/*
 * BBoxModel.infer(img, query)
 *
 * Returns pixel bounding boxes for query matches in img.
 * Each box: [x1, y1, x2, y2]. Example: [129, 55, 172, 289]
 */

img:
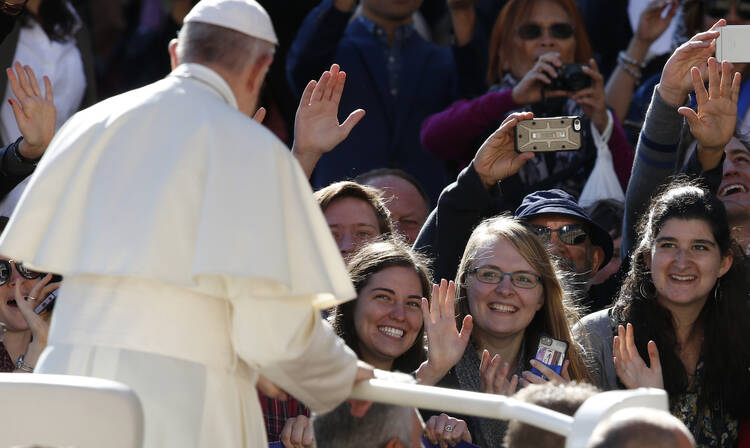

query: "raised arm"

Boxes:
[414, 112, 535, 281]
[605, 0, 678, 122]
[622, 21, 723, 258]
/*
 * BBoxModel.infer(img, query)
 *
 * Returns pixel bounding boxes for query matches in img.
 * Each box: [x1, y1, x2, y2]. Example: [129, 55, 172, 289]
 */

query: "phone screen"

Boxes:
[530, 334, 568, 379]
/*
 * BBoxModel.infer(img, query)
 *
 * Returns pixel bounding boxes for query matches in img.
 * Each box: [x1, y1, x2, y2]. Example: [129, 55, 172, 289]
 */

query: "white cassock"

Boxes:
[0, 63, 359, 447]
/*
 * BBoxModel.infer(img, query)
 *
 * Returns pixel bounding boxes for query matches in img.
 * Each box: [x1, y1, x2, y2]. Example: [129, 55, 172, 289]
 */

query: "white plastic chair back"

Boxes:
[0, 373, 143, 448]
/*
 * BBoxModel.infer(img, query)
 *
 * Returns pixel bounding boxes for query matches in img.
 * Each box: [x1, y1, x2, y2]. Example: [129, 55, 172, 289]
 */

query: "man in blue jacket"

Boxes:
[287, 0, 458, 203]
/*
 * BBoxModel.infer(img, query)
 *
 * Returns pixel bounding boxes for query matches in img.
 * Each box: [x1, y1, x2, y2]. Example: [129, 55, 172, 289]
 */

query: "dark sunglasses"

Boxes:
[517, 23, 575, 40]
[705, 0, 750, 20]
[529, 224, 588, 246]
[0, 260, 46, 287]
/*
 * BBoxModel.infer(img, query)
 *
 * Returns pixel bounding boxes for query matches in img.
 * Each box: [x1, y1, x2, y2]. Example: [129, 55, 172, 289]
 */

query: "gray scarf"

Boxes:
[454, 340, 525, 448]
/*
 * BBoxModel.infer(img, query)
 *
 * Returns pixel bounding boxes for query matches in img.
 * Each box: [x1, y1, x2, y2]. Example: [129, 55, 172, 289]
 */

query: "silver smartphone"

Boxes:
[514, 116, 583, 152]
[716, 25, 750, 63]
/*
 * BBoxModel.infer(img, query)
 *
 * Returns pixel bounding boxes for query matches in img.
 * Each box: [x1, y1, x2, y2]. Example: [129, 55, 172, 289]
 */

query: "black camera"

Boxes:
[547, 64, 592, 92]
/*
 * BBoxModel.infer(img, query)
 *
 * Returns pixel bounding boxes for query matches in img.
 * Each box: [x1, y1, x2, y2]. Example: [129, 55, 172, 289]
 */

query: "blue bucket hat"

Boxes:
[514, 189, 614, 269]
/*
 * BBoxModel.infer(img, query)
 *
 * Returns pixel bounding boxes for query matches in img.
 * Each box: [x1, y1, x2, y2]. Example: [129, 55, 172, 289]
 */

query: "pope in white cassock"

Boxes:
[0, 0, 374, 446]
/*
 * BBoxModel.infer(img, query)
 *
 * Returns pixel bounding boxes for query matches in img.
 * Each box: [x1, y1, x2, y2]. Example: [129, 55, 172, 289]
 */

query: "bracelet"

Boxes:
[617, 59, 642, 81]
[0, 0, 28, 16]
[618, 51, 646, 69]
[15, 354, 34, 373]
[11, 137, 40, 166]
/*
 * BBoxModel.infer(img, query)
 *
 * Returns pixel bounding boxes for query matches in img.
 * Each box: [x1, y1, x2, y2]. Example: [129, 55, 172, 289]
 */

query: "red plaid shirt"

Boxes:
[259, 392, 310, 442]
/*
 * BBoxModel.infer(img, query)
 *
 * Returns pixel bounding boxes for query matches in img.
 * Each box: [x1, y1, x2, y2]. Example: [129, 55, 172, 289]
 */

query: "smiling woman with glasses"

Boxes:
[415, 214, 591, 447]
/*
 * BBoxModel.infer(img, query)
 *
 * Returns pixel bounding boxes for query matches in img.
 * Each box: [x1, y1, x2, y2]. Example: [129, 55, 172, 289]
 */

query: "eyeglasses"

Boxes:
[529, 224, 588, 246]
[470, 267, 542, 289]
[0, 260, 45, 287]
[705, 0, 750, 20]
[517, 23, 575, 40]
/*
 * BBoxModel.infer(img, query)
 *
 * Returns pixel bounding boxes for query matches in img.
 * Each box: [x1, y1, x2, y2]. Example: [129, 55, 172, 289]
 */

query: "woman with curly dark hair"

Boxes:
[579, 179, 750, 447]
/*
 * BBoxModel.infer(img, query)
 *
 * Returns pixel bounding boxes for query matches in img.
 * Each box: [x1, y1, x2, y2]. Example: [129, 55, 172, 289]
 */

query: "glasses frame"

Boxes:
[529, 224, 588, 246]
[517, 23, 575, 40]
[0, 260, 45, 287]
[469, 266, 542, 289]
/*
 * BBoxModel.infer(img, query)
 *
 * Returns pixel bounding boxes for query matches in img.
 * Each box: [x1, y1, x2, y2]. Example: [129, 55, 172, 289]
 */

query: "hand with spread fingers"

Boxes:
[6, 61, 56, 160]
[471, 111, 535, 189]
[424, 413, 472, 448]
[519, 359, 571, 387]
[613, 323, 664, 389]
[12, 272, 58, 370]
[279, 414, 314, 448]
[416, 279, 473, 386]
[658, 19, 726, 107]
[478, 349, 519, 396]
[678, 57, 741, 169]
[572, 58, 608, 134]
[291, 63, 366, 178]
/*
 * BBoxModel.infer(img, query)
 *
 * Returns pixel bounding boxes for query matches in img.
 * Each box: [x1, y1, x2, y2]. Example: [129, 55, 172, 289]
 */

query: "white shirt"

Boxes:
[0, 19, 85, 143]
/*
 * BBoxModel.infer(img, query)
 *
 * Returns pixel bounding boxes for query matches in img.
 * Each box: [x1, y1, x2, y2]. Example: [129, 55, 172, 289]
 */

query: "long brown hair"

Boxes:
[330, 237, 433, 373]
[454, 215, 590, 381]
[487, 0, 593, 85]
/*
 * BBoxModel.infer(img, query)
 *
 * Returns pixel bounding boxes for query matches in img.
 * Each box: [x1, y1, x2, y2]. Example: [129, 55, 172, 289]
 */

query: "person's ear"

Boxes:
[718, 253, 733, 278]
[245, 53, 273, 96]
[590, 246, 605, 275]
[384, 438, 405, 448]
[168, 38, 179, 71]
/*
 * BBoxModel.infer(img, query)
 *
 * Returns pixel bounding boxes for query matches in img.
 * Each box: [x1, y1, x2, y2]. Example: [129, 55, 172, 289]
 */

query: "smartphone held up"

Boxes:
[514, 116, 583, 152]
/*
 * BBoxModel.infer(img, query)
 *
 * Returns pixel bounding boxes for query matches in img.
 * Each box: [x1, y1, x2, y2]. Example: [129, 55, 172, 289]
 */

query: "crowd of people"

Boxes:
[1, 0, 750, 447]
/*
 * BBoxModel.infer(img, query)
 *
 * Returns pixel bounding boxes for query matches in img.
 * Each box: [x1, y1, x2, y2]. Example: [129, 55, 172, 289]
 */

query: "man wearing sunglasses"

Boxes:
[415, 112, 614, 311]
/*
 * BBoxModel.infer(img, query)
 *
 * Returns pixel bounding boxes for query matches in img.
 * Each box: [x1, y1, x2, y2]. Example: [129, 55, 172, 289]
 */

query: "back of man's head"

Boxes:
[313, 402, 418, 448]
[587, 408, 695, 448]
[504, 382, 600, 448]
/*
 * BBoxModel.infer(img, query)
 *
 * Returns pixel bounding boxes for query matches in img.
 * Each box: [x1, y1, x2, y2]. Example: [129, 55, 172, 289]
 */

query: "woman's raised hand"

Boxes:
[416, 279, 473, 386]
[613, 323, 664, 389]
[7, 62, 56, 160]
[424, 413, 473, 448]
[478, 349, 519, 396]
[635, 0, 678, 45]
[572, 58, 609, 133]
[472, 112, 535, 189]
[520, 359, 571, 387]
[659, 19, 726, 107]
[678, 57, 740, 169]
[511, 52, 568, 105]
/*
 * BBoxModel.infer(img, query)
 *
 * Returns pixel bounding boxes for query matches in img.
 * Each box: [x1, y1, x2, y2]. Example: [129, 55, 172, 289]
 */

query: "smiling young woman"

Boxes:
[579, 179, 750, 447]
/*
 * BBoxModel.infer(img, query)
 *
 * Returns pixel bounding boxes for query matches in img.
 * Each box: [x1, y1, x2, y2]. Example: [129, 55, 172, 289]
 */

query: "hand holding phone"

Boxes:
[530, 334, 568, 379]
[514, 116, 582, 152]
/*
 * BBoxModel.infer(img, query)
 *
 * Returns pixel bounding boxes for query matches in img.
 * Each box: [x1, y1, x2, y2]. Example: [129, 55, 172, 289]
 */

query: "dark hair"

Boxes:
[356, 168, 431, 210]
[612, 178, 750, 419]
[487, 0, 592, 85]
[315, 181, 394, 235]
[454, 215, 590, 381]
[21, 0, 79, 43]
[330, 237, 432, 373]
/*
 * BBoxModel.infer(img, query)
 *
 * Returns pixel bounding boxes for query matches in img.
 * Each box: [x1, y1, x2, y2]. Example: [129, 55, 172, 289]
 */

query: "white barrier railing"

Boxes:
[350, 379, 669, 448]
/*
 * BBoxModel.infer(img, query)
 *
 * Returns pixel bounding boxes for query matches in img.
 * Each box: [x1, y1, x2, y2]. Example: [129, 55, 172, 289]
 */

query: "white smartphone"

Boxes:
[716, 26, 750, 63]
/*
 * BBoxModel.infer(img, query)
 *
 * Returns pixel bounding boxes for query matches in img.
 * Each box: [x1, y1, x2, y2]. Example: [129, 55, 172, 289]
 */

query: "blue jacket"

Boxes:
[287, 0, 459, 203]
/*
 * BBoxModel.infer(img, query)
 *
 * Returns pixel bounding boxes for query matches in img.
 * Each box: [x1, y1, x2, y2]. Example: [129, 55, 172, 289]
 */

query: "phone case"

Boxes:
[530, 334, 569, 378]
[514, 116, 582, 152]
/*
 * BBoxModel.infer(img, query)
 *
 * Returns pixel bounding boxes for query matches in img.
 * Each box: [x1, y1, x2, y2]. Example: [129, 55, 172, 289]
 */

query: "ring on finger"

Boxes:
[444, 425, 453, 432]
[23, 295, 37, 301]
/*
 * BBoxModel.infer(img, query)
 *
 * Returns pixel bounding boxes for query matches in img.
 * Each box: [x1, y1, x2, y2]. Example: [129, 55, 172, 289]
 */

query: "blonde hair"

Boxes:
[455, 214, 590, 381]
